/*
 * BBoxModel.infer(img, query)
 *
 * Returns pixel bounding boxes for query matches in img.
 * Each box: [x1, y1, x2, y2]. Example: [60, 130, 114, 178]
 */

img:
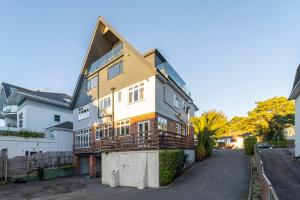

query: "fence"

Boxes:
[0, 151, 73, 180]
[254, 147, 279, 200]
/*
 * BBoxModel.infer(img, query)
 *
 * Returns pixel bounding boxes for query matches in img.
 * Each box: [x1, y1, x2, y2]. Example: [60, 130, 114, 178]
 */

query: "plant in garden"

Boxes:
[195, 144, 206, 161]
[244, 136, 257, 155]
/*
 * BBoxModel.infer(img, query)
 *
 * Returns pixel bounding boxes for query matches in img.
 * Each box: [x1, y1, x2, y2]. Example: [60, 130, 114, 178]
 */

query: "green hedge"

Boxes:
[159, 150, 184, 186]
[268, 140, 294, 148]
[0, 129, 44, 138]
[244, 136, 257, 155]
[44, 166, 75, 180]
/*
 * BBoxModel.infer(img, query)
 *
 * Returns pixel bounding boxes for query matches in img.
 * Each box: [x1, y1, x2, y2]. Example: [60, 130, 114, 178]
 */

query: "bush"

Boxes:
[159, 150, 184, 186]
[268, 140, 294, 148]
[196, 144, 206, 161]
[244, 136, 257, 155]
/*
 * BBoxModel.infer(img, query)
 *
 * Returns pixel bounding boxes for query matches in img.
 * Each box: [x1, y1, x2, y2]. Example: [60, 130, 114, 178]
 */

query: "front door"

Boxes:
[138, 121, 150, 147]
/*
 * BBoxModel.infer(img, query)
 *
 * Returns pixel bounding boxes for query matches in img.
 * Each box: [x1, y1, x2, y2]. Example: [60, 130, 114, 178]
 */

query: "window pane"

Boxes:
[108, 61, 123, 80]
[134, 89, 138, 102]
[129, 91, 133, 103]
[139, 87, 144, 100]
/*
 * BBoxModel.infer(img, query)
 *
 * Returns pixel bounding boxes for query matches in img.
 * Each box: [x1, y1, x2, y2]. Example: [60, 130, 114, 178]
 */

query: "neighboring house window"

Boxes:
[54, 114, 60, 122]
[96, 126, 103, 140]
[128, 83, 144, 103]
[118, 91, 122, 103]
[173, 94, 179, 108]
[157, 116, 167, 131]
[183, 101, 186, 111]
[116, 120, 130, 136]
[176, 123, 181, 135]
[78, 105, 89, 120]
[108, 61, 123, 80]
[99, 96, 111, 110]
[86, 76, 98, 91]
[19, 112, 23, 128]
[182, 126, 187, 136]
[75, 129, 91, 148]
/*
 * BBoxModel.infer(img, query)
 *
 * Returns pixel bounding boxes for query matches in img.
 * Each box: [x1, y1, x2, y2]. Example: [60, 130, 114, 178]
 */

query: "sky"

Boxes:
[0, 0, 300, 119]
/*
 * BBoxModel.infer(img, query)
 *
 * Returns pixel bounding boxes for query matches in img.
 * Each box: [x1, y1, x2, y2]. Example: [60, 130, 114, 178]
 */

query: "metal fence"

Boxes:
[0, 151, 73, 180]
[254, 148, 279, 200]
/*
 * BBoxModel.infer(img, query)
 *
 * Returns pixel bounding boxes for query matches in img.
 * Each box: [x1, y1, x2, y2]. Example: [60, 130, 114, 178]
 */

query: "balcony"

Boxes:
[1, 105, 18, 116]
[156, 62, 191, 97]
[88, 43, 123, 74]
[74, 131, 195, 154]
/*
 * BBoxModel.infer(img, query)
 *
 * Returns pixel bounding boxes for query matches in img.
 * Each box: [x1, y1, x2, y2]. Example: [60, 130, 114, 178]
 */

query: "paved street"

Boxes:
[260, 148, 300, 200]
[0, 150, 250, 200]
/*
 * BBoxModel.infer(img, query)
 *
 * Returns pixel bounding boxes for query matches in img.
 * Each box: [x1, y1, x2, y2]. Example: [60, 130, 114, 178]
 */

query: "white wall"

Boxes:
[295, 96, 300, 157]
[17, 99, 73, 132]
[102, 150, 159, 188]
[0, 130, 73, 158]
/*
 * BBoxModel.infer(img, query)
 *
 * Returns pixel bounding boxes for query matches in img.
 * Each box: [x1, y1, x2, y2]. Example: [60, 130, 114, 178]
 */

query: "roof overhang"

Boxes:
[289, 80, 300, 100]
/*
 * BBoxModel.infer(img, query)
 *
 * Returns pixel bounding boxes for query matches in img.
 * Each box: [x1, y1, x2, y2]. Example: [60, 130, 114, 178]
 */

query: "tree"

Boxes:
[191, 110, 228, 156]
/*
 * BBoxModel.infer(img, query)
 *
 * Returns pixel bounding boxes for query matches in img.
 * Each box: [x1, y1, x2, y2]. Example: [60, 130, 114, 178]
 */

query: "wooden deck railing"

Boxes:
[74, 131, 195, 154]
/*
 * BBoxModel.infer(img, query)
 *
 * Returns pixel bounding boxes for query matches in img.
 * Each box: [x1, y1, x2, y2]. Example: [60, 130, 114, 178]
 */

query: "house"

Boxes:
[216, 131, 251, 149]
[0, 82, 73, 157]
[71, 17, 198, 188]
[289, 64, 300, 157]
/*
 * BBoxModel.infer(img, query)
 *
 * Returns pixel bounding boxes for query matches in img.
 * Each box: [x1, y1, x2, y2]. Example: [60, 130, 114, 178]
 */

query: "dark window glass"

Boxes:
[108, 61, 123, 80]
[54, 115, 60, 122]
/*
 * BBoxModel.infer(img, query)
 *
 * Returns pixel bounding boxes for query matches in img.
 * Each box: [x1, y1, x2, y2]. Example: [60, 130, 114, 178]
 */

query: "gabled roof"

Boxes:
[70, 17, 156, 108]
[1, 82, 72, 106]
[47, 121, 73, 131]
[289, 64, 300, 100]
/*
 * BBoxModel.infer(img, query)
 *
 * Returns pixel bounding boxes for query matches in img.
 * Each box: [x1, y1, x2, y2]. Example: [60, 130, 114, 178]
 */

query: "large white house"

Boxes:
[0, 82, 73, 158]
[289, 65, 300, 157]
[71, 17, 198, 188]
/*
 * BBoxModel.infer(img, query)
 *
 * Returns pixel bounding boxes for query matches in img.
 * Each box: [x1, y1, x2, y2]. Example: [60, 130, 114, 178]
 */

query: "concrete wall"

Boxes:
[102, 150, 159, 188]
[184, 149, 195, 163]
[17, 99, 73, 132]
[295, 95, 300, 157]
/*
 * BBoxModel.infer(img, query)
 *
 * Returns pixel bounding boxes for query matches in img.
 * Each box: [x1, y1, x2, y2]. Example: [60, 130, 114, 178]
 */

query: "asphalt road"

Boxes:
[0, 150, 250, 200]
[259, 148, 300, 200]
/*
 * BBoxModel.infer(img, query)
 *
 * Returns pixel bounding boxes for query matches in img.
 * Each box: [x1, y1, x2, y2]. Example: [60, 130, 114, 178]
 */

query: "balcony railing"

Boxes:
[74, 131, 195, 154]
[156, 62, 191, 97]
[88, 43, 123, 74]
[2, 105, 18, 115]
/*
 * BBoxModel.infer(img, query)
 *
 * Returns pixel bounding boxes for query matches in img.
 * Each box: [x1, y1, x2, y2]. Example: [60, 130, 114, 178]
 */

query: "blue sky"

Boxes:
[0, 0, 300, 119]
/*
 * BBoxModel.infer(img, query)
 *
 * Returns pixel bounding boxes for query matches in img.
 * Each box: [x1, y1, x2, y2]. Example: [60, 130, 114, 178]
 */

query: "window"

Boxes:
[105, 124, 113, 137]
[86, 76, 98, 91]
[19, 112, 23, 128]
[173, 94, 179, 108]
[96, 126, 103, 140]
[74, 129, 91, 148]
[54, 114, 60, 122]
[116, 120, 130, 136]
[157, 116, 167, 131]
[138, 121, 150, 147]
[128, 83, 144, 103]
[118, 91, 122, 103]
[176, 123, 181, 135]
[99, 96, 111, 110]
[78, 105, 89, 120]
[183, 101, 186, 111]
[108, 61, 123, 80]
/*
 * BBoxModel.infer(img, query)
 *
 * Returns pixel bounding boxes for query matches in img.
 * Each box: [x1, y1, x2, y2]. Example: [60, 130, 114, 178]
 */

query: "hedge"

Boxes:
[159, 150, 184, 186]
[244, 136, 257, 155]
[268, 140, 294, 148]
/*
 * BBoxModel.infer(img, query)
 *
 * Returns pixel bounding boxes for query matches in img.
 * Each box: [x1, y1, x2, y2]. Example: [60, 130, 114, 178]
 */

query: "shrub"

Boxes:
[196, 144, 206, 161]
[268, 140, 294, 148]
[159, 150, 184, 186]
[37, 167, 44, 180]
[244, 136, 257, 155]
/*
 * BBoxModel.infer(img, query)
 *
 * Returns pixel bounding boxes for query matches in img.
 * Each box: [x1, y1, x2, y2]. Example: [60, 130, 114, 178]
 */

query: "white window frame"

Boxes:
[173, 94, 179, 109]
[78, 105, 89, 120]
[157, 116, 168, 131]
[128, 82, 144, 104]
[75, 128, 91, 148]
[95, 125, 103, 140]
[176, 123, 182, 137]
[86, 76, 98, 91]
[99, 96, 111, 110]
[116, 120, 130, 136]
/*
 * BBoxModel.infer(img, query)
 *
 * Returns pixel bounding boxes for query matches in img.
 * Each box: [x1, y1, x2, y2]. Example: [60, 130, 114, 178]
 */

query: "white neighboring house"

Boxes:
[0, 82, 73, 158]
[289, 65, 300, 157]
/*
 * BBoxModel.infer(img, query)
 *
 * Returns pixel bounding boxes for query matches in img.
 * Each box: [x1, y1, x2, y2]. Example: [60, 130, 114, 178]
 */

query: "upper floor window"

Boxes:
[74, 129, 91, 148]
[173, 94, 179, 109]
[96, 126, 103, 140]
[128, 83, 144, 103]
[157, 116, 167, 131]
[78, 105, 89, 120]
[118, 91, 122, 103]
[19, 112, 23, 128]
[86, 76, 98, 91]
[108, 61, 123, 80]
[116, 120, 130, 136]
[99, 96, 111, 110]
[54, 114, 60, 122]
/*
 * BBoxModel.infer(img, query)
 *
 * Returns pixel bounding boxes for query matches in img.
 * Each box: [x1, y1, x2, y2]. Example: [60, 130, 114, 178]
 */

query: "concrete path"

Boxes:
[260, 148, 300, 200]
[0, 150, 250, 200]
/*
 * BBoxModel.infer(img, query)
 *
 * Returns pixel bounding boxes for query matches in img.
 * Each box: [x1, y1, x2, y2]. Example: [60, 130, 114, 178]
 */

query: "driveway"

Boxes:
[0, 150, 250, 200]
[259, 148, 300, 200]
